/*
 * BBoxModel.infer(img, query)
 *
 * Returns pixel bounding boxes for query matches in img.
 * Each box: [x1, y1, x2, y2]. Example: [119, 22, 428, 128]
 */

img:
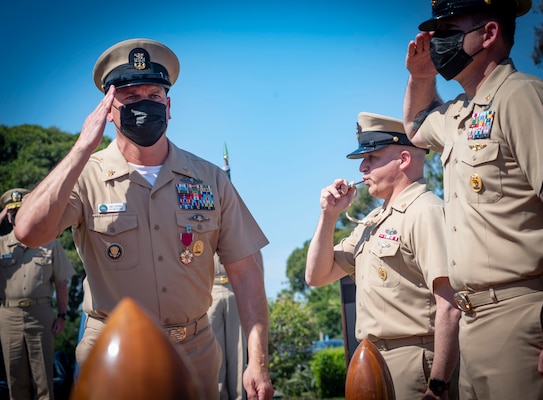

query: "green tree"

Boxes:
[424, 151, 443, 199]
[285, 241, 311, 294]
[268, 292, 318, 396]
[310, 347, 346, 398]
[305, 283, 343, 340]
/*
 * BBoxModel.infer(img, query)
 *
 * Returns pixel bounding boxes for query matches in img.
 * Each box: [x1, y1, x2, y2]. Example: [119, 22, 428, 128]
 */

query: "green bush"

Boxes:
[310, 347, 346, 398]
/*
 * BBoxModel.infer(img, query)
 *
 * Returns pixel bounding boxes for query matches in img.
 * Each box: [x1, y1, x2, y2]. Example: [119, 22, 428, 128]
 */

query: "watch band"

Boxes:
[57, 313, 66, 320]
[428, 378, 450, 395]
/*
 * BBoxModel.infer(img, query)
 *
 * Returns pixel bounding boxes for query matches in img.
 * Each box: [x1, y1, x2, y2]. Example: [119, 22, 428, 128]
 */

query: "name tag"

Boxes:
[98, 203, 127, 214]
[1, 254, 12, 259]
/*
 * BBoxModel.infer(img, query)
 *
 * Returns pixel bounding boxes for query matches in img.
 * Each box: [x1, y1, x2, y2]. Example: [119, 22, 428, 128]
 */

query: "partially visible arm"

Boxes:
[305, 179, 354, 287]
[422, 277, 461, 400]
[403, 32, 442, 146]
[226, 254, 274, 400]
[52, 279, 69, 334]
[14, 87, 116, 247]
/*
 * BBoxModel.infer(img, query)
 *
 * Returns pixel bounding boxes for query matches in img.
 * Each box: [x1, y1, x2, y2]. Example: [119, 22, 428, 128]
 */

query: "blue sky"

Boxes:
[2, 1, 542, 299]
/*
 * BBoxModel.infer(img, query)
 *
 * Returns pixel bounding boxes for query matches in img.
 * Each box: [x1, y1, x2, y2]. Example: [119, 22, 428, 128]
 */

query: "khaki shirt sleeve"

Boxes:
[499, 77, 543, 199]
[334, 224, 367, 277]
[409, 197, 448, 292]
[50, 239, 76, 281]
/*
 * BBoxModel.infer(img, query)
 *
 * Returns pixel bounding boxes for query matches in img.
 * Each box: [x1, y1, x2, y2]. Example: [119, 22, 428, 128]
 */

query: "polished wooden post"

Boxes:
[345, 338, 396, 400]
[71, 297, 198, 400]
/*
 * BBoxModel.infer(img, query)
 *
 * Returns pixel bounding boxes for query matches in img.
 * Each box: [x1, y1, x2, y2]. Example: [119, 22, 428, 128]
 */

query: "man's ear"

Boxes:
[482, 21, 499, 49]
[399, 150, 412, 171]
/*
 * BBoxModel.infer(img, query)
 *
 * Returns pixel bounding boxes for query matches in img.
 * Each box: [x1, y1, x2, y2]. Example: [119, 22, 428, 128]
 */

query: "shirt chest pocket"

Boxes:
[368, 240, 401, 288]
[88, 213, 139, 269]
[459, 140, 503, 203]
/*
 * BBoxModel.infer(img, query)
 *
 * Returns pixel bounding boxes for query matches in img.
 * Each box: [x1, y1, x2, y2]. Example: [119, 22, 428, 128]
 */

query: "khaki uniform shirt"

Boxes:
[334, 180, 447, 341]
[418, 59, 543, 291]
[60, 140, 268, 325]
[0, 231, 75, 298]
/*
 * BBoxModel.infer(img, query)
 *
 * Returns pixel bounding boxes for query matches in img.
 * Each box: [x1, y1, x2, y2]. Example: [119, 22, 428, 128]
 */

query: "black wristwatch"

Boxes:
[57, 313, 66, 320]
[428, 378, 450, 395]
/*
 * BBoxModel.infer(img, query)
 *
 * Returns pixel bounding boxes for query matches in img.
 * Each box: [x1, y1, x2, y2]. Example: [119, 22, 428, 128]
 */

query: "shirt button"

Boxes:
[162, 287, 167, 293]
[154, 224, 159, 230]
[158, 256, 163, 261]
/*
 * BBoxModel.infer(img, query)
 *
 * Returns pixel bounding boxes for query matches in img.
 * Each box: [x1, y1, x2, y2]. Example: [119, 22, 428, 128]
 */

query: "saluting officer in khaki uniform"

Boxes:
[404, 0, 543, 398]
[306, 113, 460, 400]
[0, 188, 75, 400]
[13, 39, 274, 400]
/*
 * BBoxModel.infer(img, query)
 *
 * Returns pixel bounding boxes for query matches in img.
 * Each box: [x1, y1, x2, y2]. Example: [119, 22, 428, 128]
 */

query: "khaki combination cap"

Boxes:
[0, 188, 30, 210]
[419, 0, 532, 31]
[346, 112, 425, 159]
[93, 38, 180, 93]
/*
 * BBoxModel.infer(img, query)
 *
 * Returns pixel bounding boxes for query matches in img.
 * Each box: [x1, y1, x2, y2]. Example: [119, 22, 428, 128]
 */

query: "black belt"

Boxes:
[454, 275, 543, 313]
[372, 335, 434, 351]
[0, 297, 51, 308]
[163, 313, 209, 343]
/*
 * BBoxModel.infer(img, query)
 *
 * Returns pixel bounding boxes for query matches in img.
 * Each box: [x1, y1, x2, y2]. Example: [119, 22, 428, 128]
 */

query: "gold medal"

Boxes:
[180, 225, 194, 265]
[180, 249, 194, 265]
[470, 174, 483, 193]
[193, 240, 204, 257]
[377, 266, 387, 281]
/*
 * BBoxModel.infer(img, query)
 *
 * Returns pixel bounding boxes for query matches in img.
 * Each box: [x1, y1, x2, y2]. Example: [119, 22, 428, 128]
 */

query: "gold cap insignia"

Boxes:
[132, 50, 147, 70]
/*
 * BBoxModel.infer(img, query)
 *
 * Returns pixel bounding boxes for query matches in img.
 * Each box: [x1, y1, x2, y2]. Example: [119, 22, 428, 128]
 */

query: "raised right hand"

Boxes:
[406, 32, 438, 79]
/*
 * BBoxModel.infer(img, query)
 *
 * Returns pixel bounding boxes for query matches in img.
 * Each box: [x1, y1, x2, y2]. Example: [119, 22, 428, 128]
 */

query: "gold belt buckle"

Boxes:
[215, 276, 229, 285]
[18, 299, 32, 308]
[454, 291, 473, 312]
[166, 326, 187, 343]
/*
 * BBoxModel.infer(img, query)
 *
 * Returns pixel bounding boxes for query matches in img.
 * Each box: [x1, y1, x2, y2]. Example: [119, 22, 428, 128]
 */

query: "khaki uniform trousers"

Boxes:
[374, 339, 459, 400]
[76, 315, 221, 399]
[208, 282, 246, 400]
[458, 290, 543, 400]
[0, 303, 55, 400]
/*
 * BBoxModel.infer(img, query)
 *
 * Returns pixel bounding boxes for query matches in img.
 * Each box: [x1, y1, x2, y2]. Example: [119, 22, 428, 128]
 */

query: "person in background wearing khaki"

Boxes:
[0, 188, 75, 400]
[209, 251, 263, 400]
[306, 113, 460, 400]
[13, 38, 273, 400]
[403, 0, 543, 398]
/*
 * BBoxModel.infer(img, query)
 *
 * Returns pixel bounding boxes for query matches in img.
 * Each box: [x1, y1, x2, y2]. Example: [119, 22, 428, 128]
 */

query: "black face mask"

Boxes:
[116, 100, 168, 147]
[430, 25, 484, 81]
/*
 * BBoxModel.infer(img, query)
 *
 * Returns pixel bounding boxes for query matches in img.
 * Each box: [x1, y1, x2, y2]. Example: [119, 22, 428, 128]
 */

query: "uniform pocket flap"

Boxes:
[88, 213, 138, 235]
